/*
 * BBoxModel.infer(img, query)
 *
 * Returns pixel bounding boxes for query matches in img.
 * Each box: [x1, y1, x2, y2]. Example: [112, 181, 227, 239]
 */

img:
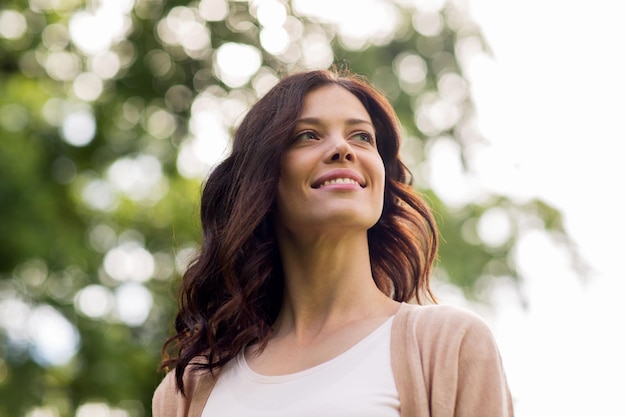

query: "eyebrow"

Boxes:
[295, 117, 374, 127]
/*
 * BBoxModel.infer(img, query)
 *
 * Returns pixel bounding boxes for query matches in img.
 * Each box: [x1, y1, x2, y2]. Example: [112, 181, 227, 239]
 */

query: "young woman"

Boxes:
[153, 69, 514, 416]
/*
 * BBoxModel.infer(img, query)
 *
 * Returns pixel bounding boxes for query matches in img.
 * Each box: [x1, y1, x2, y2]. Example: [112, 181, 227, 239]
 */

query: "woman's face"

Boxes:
[275, 85, 385, 236]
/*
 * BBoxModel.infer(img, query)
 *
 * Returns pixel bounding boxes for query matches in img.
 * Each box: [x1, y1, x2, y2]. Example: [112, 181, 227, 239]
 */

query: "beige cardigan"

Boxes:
[152, 303, 514, 417]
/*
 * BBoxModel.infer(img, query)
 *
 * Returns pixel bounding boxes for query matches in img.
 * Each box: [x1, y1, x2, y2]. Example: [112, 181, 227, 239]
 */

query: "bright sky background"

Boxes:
[466, 1, 626, 416]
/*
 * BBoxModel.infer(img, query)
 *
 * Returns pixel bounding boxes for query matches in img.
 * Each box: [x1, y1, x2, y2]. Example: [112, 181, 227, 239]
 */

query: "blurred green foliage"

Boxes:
[0, 0, 574, 416]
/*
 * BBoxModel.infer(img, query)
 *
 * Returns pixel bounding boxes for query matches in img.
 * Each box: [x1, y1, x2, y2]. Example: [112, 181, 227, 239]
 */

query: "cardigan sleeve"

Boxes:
[452, 313, 513, 417]
[152, 371, 184, 417]
[152, 365, 217, 417]
[425, 306, 514, 417]
[392, 304, 514, 417]
[152, 369, 205, 417]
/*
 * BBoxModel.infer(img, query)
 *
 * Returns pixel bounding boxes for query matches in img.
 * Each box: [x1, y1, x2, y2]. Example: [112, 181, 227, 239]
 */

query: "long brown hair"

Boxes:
[161, 69, 438, 392]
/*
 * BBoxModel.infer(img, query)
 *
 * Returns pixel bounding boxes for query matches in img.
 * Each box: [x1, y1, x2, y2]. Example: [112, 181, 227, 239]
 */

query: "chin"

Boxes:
[313, 211, 380, 230]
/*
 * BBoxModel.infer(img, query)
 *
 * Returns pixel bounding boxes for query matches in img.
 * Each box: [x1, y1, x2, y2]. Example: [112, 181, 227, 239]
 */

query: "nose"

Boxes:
[327, 137, 354, 162]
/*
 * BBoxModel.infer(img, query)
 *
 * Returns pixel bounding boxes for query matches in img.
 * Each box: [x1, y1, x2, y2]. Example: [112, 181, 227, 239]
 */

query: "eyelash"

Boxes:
[292, 130, 375, 144]
[353, 132, 374, 143]
[293, 130, 319, 142]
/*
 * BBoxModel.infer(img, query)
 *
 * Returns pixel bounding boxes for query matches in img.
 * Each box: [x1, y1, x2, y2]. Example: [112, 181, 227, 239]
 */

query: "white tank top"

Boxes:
[202, 316, 400, 417]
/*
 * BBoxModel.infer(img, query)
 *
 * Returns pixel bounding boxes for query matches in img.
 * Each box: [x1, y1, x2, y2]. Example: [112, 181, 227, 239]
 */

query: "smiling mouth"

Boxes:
[313, 178, 365, 189]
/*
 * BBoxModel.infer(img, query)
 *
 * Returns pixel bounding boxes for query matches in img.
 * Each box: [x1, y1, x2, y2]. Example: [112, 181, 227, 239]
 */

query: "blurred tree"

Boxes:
[0, 0, 576, 416]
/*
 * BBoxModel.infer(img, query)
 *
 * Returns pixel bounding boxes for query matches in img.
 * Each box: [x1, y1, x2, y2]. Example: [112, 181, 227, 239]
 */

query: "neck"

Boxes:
[274, 228, 395, 340]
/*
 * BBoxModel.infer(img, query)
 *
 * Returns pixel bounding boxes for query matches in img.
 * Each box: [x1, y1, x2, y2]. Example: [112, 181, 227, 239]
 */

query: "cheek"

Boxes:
[276, 174, 303, 216]
[375, 160, 387, 207]
[373, 157, 386, 190]
[276, 178, 290, 211]
[278, 152, 304, 185]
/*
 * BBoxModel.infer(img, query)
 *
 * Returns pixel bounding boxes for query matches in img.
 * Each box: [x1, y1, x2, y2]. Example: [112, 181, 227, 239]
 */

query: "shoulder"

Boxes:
[152, 360, 216, 417]
[391, 303, 514, 416]
[392, 302, 498, 353]
[152, 370, 180, 417]
[395, 302, 491, 333]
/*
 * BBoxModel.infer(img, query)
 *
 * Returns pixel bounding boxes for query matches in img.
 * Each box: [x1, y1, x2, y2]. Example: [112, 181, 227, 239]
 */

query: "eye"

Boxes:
[293, 130, 319, 142]
[352, 131, 374, 144]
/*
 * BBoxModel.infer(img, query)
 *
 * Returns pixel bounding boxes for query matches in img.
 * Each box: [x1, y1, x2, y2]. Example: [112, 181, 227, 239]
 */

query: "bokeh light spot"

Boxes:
[80, 178, 119, 211]
[145, 49, 173, 77]
[175, 246, 197, 274]
[214, 42, 262, 87]
[412, 11, 444, 37]
[16, 258, 48, 287]
[60, 109, 96, 147]
[152, 252, 175, 281]
[44, 51, 81, 81]
[404, 0, 447, 13]
[477, 207, 513, 248]
[114, 283, 153, 327]
[146, 109, 176, 139]
[69, 5, 129, 55]
[301, 33, 333, 69]
[414, 92, 461, 136]
[260, 26, 290, 54]
[76, 402, 130, 417]
[177, 95, 231, 177]
[0, 10, 27, 40]
[103, 241, 155, 283]
[393, 52, 428, 94]
[293, 0, 399, 50]
[252, 67, 280, 97]
[165, 85, 194, 113]
[41, 23, 70, 50]
[199, 0, 228, 22]
[42, 98, 66, 127]
[74, 285, 114, 319]
[254, 0, 287, 28]
[88, 224, 117, 253]
[156, 6, 211, 57]
[0, 297, 31, 345]
[28, 305, 80, 366]
[107, 154, 167, 202]
[438, 72, 468, 103]
[25, 406, 58, 417]
[73, 72, 104, 102]
[90, 51, 121, 79]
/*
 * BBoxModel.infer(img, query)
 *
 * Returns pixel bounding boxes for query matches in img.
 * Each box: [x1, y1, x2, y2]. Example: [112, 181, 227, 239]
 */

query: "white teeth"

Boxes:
[321, 178, 360, 187]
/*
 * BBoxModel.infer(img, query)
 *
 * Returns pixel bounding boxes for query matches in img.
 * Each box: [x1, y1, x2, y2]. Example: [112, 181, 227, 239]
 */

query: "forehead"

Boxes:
[298, 85, 372, 123]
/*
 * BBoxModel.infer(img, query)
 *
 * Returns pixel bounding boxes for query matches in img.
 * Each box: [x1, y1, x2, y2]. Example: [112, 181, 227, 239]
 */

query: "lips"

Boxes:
[312, 169, 366, 189]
